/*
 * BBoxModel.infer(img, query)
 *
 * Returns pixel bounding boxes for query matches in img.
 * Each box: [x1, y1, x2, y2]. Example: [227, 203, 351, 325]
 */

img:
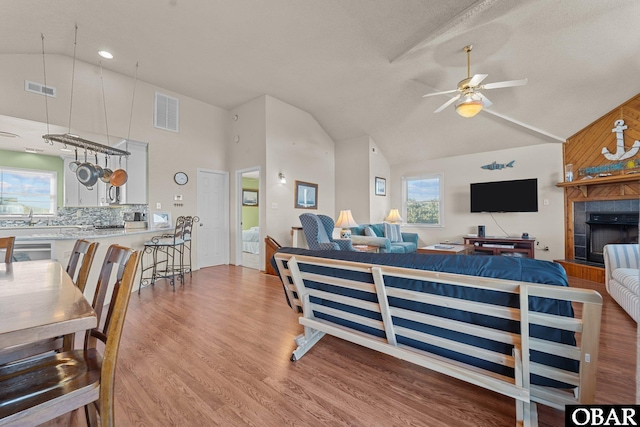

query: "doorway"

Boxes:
[237, 167, 260, 270]
[197, 169, 229, 268]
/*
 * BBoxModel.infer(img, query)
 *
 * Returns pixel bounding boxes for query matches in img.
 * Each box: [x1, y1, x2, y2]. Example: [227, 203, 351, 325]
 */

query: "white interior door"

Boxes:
[197, 169, 228, 268]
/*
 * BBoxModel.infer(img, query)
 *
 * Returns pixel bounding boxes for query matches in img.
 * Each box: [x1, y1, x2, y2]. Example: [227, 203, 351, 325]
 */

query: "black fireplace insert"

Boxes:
[585, 212, 639, 265]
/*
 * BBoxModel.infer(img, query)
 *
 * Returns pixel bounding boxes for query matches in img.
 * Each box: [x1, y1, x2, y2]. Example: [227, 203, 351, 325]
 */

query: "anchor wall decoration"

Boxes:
[601, 119, 640, 161]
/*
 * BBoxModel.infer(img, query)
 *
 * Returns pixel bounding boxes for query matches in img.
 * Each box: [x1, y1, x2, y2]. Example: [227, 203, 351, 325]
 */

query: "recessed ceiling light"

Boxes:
[24, 148, 44, 154]
[60, 147, 73, 152]
[98, 50, 113, 59]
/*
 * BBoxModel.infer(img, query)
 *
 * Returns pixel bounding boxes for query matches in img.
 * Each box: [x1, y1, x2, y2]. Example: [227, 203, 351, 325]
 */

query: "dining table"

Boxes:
[0, 260, 97, 349]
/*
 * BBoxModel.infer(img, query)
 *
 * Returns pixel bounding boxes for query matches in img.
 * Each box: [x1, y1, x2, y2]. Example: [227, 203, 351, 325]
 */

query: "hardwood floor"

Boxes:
[42, 266, 636, 427]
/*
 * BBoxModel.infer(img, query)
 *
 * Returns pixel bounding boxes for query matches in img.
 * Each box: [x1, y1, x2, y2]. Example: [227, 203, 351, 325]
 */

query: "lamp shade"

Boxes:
[455, 93, 483, 118]
[335, 210, 358, 238]
[335, 210, 358, 228]
[385, 208, 403, 223]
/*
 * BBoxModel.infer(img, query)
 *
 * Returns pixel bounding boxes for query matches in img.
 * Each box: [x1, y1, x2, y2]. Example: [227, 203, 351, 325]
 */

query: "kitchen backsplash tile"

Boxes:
[0, 205, 148, 228]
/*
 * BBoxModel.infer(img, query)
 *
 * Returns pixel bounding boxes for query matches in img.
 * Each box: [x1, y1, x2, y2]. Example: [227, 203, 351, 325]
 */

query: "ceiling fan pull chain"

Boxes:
[465, 45, 472, 79]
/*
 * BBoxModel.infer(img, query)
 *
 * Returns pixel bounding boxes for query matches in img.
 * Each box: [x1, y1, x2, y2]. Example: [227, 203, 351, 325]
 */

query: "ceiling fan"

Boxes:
[423, 45, 527, 118]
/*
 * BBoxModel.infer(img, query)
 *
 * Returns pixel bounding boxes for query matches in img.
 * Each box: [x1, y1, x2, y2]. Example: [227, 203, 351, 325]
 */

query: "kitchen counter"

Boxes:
[0, 226, 167, 240]
[0, 225, 179, 300]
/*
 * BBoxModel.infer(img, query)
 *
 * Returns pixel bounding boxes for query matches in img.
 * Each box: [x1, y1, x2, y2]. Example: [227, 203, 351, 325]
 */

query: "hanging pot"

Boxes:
[76, 150, 99, 188]
[100, 155, 113, 183]
[68, 148, 81, 172]
[94, 154, 104, 179]
[109, 168, 128, 187]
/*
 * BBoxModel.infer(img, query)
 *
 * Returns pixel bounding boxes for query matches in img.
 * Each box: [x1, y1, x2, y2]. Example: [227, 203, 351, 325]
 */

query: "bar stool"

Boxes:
[139, 217, 188, 293]
[175, 215, 198, 279]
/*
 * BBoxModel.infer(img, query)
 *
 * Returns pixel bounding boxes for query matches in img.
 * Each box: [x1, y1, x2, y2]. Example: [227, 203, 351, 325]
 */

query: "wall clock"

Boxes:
[174, 172, 188, 185]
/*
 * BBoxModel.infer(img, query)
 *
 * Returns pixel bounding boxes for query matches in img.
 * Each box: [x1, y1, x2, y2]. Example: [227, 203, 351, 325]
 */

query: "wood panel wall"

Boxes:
[562, 93, 640, 259]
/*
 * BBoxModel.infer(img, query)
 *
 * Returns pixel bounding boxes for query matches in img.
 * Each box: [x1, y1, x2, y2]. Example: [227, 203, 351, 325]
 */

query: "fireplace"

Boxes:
[585, 212, 639, 265]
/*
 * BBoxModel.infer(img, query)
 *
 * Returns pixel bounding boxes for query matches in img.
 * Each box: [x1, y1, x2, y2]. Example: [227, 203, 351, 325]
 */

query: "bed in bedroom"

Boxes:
[242, 226, 260, 254]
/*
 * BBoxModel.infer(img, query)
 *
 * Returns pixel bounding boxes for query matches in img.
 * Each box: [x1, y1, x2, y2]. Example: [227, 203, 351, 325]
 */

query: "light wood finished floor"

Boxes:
[41, 266, 636, 427]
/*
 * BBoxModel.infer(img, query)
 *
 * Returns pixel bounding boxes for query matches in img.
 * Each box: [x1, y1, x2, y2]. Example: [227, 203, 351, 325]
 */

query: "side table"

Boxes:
[352, 244, 379, 253]
[417, 244, 474, 255]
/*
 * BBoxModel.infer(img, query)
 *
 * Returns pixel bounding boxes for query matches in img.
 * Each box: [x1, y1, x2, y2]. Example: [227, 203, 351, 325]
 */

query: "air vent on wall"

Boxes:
[25, 80, 56, 97]
[154, 92, 179, 132]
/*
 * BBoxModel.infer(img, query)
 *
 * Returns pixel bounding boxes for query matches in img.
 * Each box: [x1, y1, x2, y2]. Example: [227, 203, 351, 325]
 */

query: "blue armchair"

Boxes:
[299, 213, 355, 251]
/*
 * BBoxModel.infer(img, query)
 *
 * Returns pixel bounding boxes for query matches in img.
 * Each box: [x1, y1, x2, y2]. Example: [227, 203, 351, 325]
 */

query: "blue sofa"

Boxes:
[349, 223, 418, 253]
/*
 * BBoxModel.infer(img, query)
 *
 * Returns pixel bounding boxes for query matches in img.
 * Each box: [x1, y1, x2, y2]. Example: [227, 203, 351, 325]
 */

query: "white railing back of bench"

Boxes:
[274, 253, 603, 415]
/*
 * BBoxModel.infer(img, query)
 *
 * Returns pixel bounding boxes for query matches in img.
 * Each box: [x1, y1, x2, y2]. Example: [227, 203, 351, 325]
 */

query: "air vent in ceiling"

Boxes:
[24, 80, 56, 97]
[154, 92, 179, 132]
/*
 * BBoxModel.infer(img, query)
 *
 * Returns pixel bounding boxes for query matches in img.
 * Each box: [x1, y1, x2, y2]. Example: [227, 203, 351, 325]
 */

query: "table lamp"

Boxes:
[335, 210, 358, 238]
[385, 208, 403, 223]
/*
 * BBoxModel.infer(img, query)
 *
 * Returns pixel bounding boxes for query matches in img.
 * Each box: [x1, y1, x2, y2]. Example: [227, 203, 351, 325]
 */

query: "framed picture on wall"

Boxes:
[375, 177, 386, 196]
[294, 181, 318, 209]
[242, 189, 258, 206]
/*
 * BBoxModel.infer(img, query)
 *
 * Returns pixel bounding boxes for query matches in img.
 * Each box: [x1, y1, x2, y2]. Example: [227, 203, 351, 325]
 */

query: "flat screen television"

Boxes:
[470, 178, 538, 213]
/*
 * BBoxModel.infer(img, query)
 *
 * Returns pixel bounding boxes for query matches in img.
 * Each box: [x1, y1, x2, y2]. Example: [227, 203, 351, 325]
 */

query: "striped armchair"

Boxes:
[603, 244, 639, 322]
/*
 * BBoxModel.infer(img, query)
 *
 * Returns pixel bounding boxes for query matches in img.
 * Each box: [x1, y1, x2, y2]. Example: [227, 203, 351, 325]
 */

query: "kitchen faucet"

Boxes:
[27, 208, 37, 226]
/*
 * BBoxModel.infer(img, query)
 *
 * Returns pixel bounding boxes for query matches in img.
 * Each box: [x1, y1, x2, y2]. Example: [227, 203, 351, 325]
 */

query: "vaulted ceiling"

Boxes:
[1, 0, 639, 165]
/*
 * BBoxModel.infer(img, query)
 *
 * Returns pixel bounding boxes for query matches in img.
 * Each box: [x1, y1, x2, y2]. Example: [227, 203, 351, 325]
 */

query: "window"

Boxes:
[402, 174, 444, 226]
[0, 168, 57, 216]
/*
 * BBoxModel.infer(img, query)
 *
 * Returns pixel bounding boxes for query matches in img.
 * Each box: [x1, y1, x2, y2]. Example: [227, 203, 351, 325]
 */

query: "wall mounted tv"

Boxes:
[470, 178, 538, 213]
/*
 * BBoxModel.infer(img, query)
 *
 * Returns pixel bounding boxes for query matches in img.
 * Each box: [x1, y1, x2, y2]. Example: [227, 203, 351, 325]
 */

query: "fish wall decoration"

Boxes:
[481, 160, 515, 170]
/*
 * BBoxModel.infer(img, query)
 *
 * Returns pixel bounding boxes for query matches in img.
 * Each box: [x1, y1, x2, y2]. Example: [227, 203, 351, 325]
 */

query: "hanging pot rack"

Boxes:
[42, 133, 130, 156]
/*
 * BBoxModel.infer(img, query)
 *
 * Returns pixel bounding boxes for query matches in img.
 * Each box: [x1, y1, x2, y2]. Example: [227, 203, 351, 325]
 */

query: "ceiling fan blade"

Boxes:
[482, 78, 528, 90]
[478, 92, 493, 108]
[433, 94, 460, 113]
[468, 74, 488, 87]
[423, 88, 459, 98]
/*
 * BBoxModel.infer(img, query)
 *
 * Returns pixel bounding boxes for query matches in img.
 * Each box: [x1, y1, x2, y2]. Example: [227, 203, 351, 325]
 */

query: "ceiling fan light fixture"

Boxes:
[455, 94, 483, 118]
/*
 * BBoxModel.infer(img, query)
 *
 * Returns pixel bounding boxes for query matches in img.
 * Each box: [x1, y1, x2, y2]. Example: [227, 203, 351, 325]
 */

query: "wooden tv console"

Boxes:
[463, 236, 536, 258]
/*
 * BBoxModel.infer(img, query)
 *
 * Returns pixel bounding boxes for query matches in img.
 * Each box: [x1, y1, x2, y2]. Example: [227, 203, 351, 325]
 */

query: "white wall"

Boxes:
[266, 95, 335, 252]
[0, 54, 229, 269]
[335, 136, 390, 224]
[368, 138, 390, 223]
[390, 143, 565, 261]
[228, 97, 267, 265]
[335, 136, 369, 223]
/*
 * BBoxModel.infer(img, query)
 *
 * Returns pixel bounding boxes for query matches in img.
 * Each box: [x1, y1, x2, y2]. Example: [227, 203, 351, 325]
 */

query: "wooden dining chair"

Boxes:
[0, 236, 15, 263]
[66, 239, 100, 293]
[0, 244, 141, 427]
[62, 239, 99, 351]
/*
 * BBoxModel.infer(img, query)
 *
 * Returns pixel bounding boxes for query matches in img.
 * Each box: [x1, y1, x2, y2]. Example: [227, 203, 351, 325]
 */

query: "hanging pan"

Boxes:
[100, 155, 113, 183]
[76, 149, 98, 188]
[68, 148, 80, 172]
[94, 153, 104, 179]
[109, 155, 128, 187]
[109, 168, 128, 187]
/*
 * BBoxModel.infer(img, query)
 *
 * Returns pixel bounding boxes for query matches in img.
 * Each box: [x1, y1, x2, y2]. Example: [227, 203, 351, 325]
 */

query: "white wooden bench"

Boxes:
[273, 253, 603, 427]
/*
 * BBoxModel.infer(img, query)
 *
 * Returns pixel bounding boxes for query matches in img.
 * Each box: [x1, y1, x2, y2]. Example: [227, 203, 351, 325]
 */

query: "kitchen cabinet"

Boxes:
[111, 140, 148, 205]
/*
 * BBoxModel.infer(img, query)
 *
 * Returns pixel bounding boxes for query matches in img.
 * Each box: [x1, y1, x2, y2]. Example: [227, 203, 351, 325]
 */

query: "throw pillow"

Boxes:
[383, 222, 403, 243]
[364, 226, 376, 237]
